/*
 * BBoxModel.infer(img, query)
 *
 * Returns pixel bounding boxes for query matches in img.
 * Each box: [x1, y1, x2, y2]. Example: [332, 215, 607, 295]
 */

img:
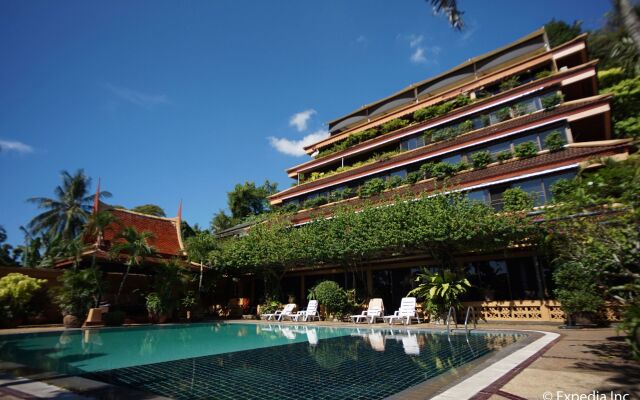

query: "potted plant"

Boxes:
[52, 268, 103, 328]
[146, 292, 168, 324]
[311, 281, 347, 321]
[408, 269, 471, 323]
[181, 291, 197, 321]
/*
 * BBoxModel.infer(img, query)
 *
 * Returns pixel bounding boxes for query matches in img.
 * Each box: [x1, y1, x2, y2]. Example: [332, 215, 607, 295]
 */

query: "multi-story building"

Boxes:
[265, 28, 631, 322]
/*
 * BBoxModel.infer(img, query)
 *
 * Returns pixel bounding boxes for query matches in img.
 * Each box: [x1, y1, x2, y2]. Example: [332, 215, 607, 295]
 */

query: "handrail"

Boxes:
[446, 306, 457, 333]
[464, 306, 477, 332]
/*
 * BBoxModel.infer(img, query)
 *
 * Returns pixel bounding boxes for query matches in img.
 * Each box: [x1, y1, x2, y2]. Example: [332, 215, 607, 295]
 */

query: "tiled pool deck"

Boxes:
[0, 321, 636, 399]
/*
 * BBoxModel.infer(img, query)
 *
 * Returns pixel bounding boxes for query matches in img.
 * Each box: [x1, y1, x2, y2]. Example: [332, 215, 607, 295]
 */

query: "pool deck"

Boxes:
[0, 321, 637, 399]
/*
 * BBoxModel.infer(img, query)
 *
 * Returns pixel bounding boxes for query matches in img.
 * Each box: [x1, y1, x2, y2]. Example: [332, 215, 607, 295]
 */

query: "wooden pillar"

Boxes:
[366, 268, 373, 297]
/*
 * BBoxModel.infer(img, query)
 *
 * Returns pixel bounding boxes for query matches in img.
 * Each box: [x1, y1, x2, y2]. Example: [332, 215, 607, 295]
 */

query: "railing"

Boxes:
[464, 306, 477, 332]
[446, 306, 457, 334]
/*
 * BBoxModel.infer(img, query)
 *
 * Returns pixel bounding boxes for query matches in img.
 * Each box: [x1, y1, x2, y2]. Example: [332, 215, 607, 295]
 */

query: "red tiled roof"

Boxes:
[100, 207, 183, 256]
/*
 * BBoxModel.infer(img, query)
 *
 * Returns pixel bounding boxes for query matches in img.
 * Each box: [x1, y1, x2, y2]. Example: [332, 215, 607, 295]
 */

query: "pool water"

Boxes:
[0, 323, 523, 399]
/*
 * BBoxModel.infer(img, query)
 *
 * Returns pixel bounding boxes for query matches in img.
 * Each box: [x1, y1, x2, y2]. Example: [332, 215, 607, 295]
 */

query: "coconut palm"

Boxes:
[428, 0, 464, 30]
[110, 227, 155, 304]
[27, 169, 111, 242]
[84, 210, 119, 248]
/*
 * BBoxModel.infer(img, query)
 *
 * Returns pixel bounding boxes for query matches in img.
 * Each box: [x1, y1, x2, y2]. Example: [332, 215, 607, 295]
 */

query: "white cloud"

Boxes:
[410, 47, 426, 64]
[408, 34, 424, 48]
[268, 129, 329, 157]
[104, 83, 169, 109]
[0, 139, 33, 154]
[289, 109, 316, 132]
[403, 34, 441, 65]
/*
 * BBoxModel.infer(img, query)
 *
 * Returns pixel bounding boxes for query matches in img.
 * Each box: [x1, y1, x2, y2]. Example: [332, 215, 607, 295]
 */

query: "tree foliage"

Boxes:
[545, 19, 582, 48]
[27, 169, 111, 242]
[131, 204, 166, 217]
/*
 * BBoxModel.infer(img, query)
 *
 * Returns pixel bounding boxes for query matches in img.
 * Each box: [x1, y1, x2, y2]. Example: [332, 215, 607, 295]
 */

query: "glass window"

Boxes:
[467, 189, 488, 204]
[390, 169, 407, 178]
[514, 179, 545, 205]
[513, 133, 541, 149]
[442, 154, 462, 164]
[486, 141, 512, 155]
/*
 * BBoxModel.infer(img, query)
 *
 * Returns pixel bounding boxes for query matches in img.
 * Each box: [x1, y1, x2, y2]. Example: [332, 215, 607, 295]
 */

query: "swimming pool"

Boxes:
[0, 323, 524, 399]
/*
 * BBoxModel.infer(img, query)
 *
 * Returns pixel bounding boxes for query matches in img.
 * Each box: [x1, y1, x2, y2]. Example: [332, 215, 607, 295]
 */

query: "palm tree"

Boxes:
[616, 0, 640, 54]
[428, 0, 464, 30]
[27, 169, 111, 242]
[110, 227, 155, 304]
[84, 211, 119, 249]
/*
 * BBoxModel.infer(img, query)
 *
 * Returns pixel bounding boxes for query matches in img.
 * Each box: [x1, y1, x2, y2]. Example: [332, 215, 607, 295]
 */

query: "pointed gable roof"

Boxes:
[99, 204, 185, 257]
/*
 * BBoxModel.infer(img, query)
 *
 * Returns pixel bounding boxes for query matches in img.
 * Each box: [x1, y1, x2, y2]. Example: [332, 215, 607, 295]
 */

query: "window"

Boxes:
[442, 154, 462, 164]
[542, 171, 576, 201]
[513, 133, 541, 149]
[514, 179, 545, 205]
[467, 189, 488, 204]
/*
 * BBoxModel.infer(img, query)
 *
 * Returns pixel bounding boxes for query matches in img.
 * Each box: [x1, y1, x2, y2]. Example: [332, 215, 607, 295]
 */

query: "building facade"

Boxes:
[262, 29, 631, 322]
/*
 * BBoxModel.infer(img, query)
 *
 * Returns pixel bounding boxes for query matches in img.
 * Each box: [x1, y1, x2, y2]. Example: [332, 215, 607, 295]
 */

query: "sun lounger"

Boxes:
[383, 297, 421, 325]
[350, 298, 384, 324]
[261, 303, 296, 321]
[287, 300, 320, 322]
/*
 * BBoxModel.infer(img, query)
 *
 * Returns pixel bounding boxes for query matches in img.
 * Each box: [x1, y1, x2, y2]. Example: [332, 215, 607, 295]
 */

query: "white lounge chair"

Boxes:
[290, 300, 320, 322]
[383, 297, 421, 325]
[261, 303, 296, 321]
[351, 298, 384, 324]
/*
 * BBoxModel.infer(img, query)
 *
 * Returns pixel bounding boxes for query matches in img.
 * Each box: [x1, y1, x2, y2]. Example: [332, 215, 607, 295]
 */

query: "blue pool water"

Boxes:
[0, 323, 523, 399]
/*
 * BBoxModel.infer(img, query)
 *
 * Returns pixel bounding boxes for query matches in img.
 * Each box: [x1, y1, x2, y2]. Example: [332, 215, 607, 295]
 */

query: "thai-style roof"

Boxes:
[99, 205, 185, 256]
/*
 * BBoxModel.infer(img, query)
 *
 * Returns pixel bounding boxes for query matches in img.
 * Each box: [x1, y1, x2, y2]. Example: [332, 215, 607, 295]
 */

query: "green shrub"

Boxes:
[534, 70, 553, 80]
[312, 281, 348, 318]
[431, 129, 448, 142]
[329, 188, 353, 202]
[615, 116, 640, 138]
[413, 107, 438, 122]
[53, 268, 103, 318]
[502, 187, 534, 211]
[303, 196, 328, 209]
[0, 273, 47, 321]
[470, 150, 493, 169]
[553, 260, 605, 325]
[419, 163, 435, 179]
[549, 178, 578, 202]
[496, 150, 513, 163]
[544, 130, 565, 152]
[541, 92, 563, 110]
[358, 178, 386, 198]
[451, 95, 473, 108]
[146, 292, 164, 316]
[379, 119, 409, 134]
[481, 114, 491, 127]
[405, 171, 422, 185]
[510, 103, 527, 117]
[597, 67, 626, 89]
[454, 161, 470, 172]
[385, 175, 404, 189]
[514, 141, 539, 158]
[431, 162, 457, 179]
[496, 107, 511, 122]
[499, 76, 520, 92]
[603, 75, 640, 138]
[458, 120, 473, 133]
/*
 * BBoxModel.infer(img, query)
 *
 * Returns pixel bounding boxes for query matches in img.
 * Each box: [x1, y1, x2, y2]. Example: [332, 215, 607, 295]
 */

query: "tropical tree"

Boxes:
[27, 169, 110, 241]
[427, 0, 464, 30]
[0, 226, 17, 266]
[227, 180, 278, 220]
[109, 227, 155, 304]
[131, 204, 166, 217]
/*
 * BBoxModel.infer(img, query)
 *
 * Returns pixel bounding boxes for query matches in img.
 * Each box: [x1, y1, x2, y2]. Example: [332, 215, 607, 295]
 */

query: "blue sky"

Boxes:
[0, 0, 611, 244]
